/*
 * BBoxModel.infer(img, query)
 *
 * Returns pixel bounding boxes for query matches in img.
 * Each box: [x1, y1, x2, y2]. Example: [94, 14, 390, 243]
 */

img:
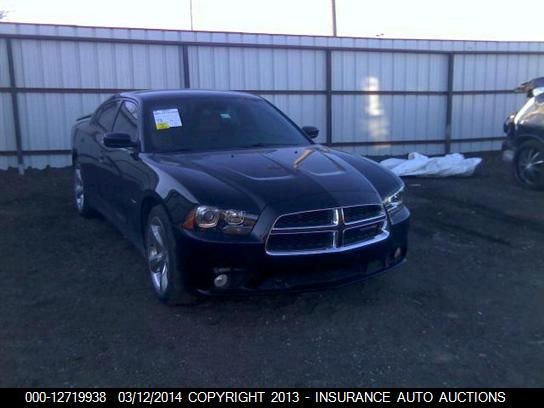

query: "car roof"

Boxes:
[117, 89, 262, 103]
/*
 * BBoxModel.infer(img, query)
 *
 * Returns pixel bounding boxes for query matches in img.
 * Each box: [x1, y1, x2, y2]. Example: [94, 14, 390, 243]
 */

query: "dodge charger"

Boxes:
[71, 90, 410, 304]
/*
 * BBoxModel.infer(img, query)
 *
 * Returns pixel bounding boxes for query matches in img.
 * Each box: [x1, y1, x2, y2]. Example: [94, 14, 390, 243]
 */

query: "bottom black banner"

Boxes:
[3, 388, 542, 406]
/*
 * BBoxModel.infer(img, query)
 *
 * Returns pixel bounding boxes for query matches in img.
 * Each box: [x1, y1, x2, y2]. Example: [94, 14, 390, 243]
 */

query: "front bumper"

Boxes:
[174, 208, 410, 296]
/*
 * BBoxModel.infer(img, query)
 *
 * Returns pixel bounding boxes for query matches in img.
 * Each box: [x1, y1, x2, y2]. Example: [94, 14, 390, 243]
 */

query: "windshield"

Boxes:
[144, 97, 311, 153]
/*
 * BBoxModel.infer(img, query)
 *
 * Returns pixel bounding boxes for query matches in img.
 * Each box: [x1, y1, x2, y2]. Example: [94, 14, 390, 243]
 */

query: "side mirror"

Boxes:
[103, 132, 138, 149]
[302, 126, 319, 139]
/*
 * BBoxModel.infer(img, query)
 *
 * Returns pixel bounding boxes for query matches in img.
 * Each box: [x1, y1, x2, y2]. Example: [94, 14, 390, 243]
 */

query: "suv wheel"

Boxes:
[513, 140, 544, 190]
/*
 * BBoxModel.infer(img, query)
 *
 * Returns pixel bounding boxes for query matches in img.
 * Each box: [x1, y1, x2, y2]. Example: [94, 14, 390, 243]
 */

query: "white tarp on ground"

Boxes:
[380, 153, 482, 177]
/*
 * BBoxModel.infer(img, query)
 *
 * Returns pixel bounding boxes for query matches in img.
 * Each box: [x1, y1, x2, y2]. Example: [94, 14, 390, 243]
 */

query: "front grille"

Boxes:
[343, 222, 385, 246]
[267, 231, 334, 252]
[274, 209, 335, 229]
[343, 205, 383, 224]
[266, 205, 388, 255]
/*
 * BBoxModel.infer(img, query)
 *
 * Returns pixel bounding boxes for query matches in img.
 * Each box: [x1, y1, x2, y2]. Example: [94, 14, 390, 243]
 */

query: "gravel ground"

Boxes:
[0, 152, 543, 387]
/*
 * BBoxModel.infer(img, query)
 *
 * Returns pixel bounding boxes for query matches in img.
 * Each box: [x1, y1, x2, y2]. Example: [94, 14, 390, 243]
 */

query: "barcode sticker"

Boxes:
[153, 109, 182, 130]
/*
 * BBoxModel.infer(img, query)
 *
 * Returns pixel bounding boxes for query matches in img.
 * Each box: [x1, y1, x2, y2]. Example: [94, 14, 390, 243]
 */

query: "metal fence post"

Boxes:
[445, 53, 454, 154]
[331, 0, 337, 37]
[6, 38, 24, 174]
[325, 49, 332, 145]
[182, 44, 191, 88]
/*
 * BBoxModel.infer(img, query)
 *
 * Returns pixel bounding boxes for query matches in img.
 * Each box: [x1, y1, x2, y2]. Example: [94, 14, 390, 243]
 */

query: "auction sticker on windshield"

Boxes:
[153, 109, 182, 130]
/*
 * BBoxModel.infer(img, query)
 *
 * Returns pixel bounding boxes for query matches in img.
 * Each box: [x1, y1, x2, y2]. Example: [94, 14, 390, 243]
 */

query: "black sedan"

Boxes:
[71, 90, 409, 304]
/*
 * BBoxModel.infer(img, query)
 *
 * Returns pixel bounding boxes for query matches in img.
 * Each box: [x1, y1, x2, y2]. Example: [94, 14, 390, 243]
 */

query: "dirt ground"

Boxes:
[0, 152, 543, 387]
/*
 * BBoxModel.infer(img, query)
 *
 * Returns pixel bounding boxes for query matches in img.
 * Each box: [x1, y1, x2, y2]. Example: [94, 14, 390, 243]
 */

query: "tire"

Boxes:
[513, 140, 544, 190]
[73, 160, 97, 218]
[145, 205, 197, 305]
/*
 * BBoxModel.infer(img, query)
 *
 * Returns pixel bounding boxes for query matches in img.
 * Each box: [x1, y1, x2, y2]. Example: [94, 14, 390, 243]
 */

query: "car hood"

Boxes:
[148, 145, 398, 213]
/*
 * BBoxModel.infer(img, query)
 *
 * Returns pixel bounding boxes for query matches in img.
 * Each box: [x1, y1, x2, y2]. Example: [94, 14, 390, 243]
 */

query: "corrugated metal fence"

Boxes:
[1, 22, 544, 171]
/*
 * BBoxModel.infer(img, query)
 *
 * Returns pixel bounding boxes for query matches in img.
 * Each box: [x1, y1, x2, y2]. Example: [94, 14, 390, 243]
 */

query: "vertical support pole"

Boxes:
[331, 0, 337, 37]
[189, 0, 194, 31]
[6, 38, 24, 175]
[325, 49, 332, 145]
[445, 52, 454, 154]
[182, 44, 190, 89]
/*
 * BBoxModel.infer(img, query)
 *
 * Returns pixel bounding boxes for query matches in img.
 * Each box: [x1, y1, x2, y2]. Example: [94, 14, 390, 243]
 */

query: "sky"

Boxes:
[1, 0, 543, 41]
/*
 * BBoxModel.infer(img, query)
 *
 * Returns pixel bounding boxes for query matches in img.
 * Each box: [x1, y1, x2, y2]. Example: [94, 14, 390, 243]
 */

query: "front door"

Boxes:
[101, 100, 144, 241]
[88, 100, 119, 215]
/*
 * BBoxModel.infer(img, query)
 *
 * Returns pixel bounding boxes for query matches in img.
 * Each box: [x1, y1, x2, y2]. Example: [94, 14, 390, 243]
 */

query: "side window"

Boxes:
[113, 101, 139, 142]
[95, 102, 119, 131]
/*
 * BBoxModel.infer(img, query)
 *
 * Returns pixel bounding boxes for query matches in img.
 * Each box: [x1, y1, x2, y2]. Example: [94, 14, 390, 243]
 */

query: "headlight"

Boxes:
[195, 206, 221, 228]
[184, 205, 258, 235]
[383, 186, 405, 214]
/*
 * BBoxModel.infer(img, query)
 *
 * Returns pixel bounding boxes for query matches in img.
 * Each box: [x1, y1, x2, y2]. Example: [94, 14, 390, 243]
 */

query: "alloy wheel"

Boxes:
[74, 165, 85, 211]
[147, 217, 170, 295]
[517, 147, 544, 186]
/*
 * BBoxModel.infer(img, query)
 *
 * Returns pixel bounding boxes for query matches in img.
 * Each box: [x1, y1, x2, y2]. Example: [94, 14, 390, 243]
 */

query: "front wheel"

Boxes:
[513, 140, 544, 190]
[145, 205, 197, 305]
